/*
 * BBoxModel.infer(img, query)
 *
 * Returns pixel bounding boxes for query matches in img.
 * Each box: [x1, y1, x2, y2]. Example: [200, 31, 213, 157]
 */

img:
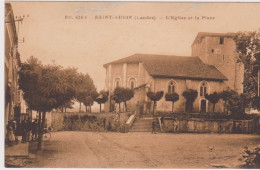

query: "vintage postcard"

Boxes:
[3, 1, 260, 169]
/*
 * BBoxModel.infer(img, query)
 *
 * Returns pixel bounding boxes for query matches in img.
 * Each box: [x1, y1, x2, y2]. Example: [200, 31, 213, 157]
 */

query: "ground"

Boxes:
[26, 131, 260, 168]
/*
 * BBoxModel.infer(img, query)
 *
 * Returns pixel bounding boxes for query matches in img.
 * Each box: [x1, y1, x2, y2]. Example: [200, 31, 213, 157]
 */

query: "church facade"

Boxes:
[103, 32, 244, 114]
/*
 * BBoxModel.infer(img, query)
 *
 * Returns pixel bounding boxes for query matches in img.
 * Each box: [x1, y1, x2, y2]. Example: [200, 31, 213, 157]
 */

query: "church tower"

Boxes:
[191, 32, 244, 93]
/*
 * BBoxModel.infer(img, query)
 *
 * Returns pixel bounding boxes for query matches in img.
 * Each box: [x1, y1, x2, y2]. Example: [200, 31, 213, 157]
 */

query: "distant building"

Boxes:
[103, 32, 244, 115]
[5, 3, 27, 127]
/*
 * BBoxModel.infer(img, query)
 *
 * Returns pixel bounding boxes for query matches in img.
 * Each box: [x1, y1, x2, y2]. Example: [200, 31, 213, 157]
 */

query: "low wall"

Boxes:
[161, 118, 255, 134]
[51, 112, 130, 132]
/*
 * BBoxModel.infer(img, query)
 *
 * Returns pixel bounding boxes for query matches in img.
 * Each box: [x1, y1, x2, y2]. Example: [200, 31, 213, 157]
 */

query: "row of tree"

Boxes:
[146, 88, 253, 117]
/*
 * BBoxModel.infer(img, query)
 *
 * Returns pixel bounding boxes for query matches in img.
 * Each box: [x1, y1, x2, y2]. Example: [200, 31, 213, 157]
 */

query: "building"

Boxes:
[103, 32, 244, 115]
[5, 3, 27, 127]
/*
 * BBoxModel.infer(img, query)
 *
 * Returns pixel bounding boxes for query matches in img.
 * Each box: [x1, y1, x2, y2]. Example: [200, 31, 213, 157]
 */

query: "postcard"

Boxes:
[3, 1, 260, 168]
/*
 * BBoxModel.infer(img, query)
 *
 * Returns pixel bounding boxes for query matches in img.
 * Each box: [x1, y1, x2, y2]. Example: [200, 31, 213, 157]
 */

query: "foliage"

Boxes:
[112, 87, 134, 112]
[182, 89, 198, 112]
[239, 145, 260, 168]
[146, 91, 164, 117]
[83, 91, 99, 112]
[234, 30, 260, 109]
[226, 92, 250, 118]
[19, 56, 81, 150]
[95, 90, 109, 112]
[147, 91, 164, 102]
[205, 92, 221, 113]
[165, 92, 179, 112]
[75, 73, 97, 112]
[219, 89, 237, 113]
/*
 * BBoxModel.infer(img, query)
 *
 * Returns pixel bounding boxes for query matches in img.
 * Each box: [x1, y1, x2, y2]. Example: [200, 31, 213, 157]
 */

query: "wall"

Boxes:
[51, 112, 130, 132]
[153, 77, 226, 113]
[192, 35, 244, 93]
[162, 118, 255, 134]
[104, 62, 151, 112]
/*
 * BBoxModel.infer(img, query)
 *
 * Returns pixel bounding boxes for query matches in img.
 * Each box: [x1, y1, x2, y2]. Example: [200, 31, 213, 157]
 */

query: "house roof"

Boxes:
[104, 53, 228, 81]
[192, 32, 236, 45]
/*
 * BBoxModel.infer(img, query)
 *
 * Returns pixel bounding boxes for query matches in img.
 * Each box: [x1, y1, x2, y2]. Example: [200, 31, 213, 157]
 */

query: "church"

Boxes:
[103, 32, 244, 115]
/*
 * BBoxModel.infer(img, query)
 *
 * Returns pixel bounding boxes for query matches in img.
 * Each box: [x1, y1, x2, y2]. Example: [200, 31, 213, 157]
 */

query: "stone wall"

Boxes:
[51, 112, 130, 132]
[161, 118, 255, 134]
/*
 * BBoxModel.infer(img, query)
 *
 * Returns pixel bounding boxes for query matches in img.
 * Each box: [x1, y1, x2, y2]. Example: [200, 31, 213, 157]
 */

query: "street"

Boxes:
[26, 131, 260, 168]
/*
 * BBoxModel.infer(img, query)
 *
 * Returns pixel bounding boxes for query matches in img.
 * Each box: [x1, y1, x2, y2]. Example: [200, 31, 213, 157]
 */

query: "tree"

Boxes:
[226, 92, 250, 119]
[19, 56, 77, 150]
[205, 92, 221, 113]
[165, 92, 179, 112]
[146, 91, 164, 119]
[83, 90, 98, 112]
[112, 87, 134, 112]
[182, 89, 198, 113]
[219, 89, 237, 114]
[95, 90, 109, 112]
[75, 73, 96, 112]
[234, 30, 260, 110]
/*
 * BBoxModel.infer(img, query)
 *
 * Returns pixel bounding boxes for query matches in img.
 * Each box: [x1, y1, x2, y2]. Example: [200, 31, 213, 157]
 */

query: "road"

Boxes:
[26, 131, 260, 168]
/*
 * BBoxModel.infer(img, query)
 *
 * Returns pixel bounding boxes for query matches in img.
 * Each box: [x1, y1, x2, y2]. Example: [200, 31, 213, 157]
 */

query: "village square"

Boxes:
[3, 2, 260, 169]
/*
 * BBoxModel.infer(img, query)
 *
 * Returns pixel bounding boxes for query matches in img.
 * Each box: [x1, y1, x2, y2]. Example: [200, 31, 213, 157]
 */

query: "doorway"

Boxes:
[200, 99, 207, 113]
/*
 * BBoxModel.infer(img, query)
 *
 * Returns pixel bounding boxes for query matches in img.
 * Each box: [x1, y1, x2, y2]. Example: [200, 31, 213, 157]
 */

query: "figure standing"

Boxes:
[152, 121, 156, 134]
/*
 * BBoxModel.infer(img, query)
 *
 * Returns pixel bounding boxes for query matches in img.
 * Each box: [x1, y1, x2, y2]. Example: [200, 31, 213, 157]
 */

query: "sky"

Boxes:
[6, 2, 260, 110]
[9, 2, 260, 91]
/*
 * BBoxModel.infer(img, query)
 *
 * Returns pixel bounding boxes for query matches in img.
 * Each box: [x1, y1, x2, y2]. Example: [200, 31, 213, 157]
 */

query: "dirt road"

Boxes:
[27, 131, 260, 168]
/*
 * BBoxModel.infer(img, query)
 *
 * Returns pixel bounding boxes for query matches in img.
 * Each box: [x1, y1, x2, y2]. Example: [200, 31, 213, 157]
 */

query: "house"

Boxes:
[103, 32, 244, 115]
[5, 3, 27, 127]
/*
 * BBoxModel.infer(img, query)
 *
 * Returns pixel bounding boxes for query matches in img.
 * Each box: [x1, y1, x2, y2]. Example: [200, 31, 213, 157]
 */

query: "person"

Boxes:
[21, 120, 27, 143]
[152, 121, 156, 134]
[6, 121, 15, 146]
[31, 119, 38, 141]
[26, 118, 32, 141]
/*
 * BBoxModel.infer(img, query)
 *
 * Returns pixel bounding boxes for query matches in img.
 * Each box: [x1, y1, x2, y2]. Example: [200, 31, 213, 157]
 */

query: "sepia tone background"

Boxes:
[9, 2, 260, 93]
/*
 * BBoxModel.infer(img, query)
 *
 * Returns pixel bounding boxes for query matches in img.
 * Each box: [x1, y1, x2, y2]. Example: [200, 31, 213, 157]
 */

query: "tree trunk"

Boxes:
[213, 103, 215, 113]
[224, 101, 226, 114]
[79, 102, 81, 112]
[125, 101, 127, 112]
[89, 106, 91, 113]
[65, 107, 67, 113]
[86, 105, 87, 112]
[119, 103, 121, 113]
[153, 101, 155, 119]
[37, 111, 42, 150]
[100, 103, 102, 113]
[172, 101, 174, 113]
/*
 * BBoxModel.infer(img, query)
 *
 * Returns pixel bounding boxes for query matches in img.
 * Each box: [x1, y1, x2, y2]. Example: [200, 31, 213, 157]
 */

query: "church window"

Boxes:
[200, 82, 208, 97]
[114, 78, 121, 88]
[220, 37, 224, 44]
[129, 78, 136, 89]
[168, 80, 176, 94]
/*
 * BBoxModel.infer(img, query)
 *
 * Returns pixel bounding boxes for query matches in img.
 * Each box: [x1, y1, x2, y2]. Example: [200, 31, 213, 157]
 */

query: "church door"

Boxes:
[200, 100, 207, 112]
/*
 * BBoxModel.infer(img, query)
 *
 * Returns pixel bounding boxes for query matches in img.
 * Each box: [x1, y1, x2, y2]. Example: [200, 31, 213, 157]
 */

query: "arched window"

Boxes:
[168, 80, 176, 94]
[129, 78, 136, 89]
[200, 81, 209, 97]
[114, 78, 121, 88]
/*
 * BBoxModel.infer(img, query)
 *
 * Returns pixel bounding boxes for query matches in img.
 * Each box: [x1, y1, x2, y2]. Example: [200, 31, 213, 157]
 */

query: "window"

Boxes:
[220, 37, 224, 44]
[168, 80, 176, 94]
[114, 78, 120, 88]
[129, 78, 136, 89]
[211, 49, 214, 53]
[223, 55, 225, 61]
[200, 82, 208, 97]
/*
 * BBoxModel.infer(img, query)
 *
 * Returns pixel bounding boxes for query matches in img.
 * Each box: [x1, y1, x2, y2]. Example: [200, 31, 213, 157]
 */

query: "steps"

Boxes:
[129, 117, 159, 132]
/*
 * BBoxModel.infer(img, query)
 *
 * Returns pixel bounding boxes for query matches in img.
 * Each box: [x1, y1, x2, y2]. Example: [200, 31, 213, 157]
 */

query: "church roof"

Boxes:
[104, 53, 228, 81]
[192, 32, 236, 45]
